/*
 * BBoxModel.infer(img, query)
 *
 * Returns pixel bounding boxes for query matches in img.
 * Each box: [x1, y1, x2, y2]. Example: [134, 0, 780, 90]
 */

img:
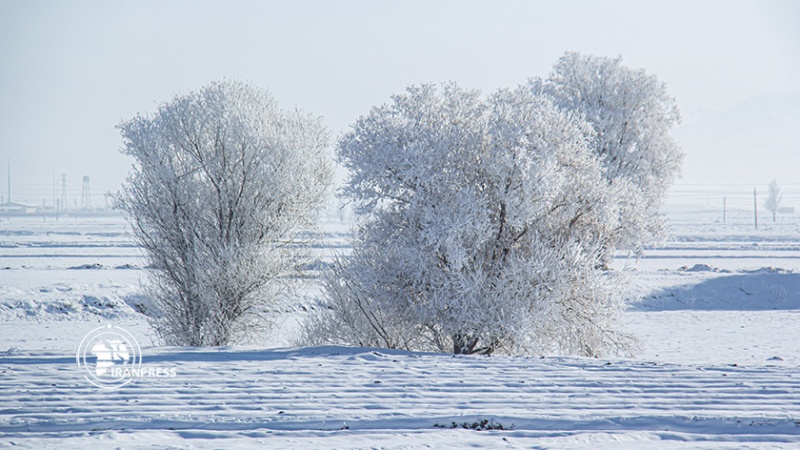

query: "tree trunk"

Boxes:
[452, 334, 478, 354]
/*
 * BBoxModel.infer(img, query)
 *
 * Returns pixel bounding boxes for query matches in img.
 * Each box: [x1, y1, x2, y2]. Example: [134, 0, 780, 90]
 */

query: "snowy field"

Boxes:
[1, 211, 799, 449]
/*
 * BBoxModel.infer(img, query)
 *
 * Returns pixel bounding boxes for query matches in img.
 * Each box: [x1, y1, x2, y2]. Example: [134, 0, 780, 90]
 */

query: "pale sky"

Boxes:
[1, 0, 799, 205]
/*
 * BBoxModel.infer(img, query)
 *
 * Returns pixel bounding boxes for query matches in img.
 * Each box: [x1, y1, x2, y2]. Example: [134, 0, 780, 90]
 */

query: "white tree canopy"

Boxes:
[306, 83, 630, 356]
[533, 52, 683, 256]
[116, 80, 331, 346]
[764, 179, 783, 222]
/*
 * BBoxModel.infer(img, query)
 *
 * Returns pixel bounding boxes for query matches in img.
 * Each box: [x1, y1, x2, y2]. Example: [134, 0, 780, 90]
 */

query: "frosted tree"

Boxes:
[303, 83, 630, 356]
[764, 179, 782, 222]
[533, 52, 683, 261]
[115, 81, 331, 346]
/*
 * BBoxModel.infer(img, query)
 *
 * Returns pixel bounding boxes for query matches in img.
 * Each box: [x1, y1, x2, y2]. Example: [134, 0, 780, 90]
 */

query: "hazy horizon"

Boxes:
[1, 0, 798, 207]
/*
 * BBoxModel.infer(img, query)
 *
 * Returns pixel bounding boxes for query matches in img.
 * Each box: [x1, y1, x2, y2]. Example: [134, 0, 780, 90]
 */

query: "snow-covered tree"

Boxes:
[764, 179, 782, 222]
[116, 81, 331, 346]
[533, 52, 683, 260]
[303, 83, 630, 356]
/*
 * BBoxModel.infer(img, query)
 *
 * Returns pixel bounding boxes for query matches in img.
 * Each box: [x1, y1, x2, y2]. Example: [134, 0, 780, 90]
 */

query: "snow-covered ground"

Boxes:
[1, 211, 799, 448]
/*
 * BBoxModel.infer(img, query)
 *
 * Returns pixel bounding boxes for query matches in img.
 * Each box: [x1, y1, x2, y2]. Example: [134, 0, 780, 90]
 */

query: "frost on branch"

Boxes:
[302, 83, 632, 356]
[115, 80, 331, 346]
[532, 52, 683, 261]
[764, 179, 782, 223]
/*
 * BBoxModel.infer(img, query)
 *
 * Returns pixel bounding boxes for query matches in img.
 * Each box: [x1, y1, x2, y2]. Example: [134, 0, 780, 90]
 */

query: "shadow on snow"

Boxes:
[629, 271, 800, 312]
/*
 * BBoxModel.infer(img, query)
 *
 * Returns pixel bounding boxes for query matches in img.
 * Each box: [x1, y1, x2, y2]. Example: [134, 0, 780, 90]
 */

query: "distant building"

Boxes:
[0, 202, 39, 215]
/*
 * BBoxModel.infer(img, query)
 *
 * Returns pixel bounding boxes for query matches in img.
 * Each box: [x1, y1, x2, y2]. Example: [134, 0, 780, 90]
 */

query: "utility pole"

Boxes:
[753, 188, 758, 230]
[53, 174, 59, 221]
[723, 196, 726, 223]
[60, 174, 68, 213]
[6, 161, 10, 204]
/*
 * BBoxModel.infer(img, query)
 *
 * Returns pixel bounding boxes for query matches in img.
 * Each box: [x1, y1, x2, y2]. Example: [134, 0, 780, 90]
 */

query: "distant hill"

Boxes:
[674, 94, 800, 186]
